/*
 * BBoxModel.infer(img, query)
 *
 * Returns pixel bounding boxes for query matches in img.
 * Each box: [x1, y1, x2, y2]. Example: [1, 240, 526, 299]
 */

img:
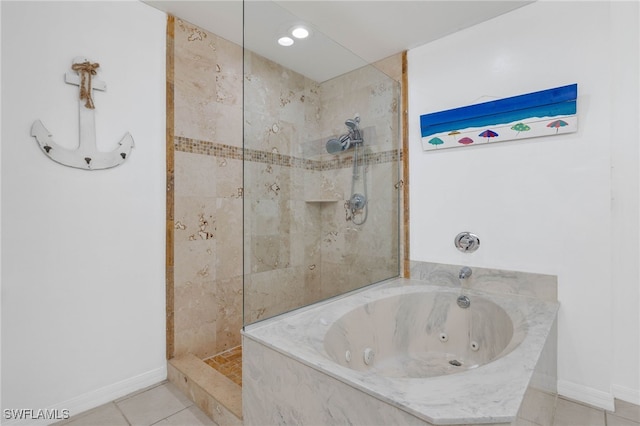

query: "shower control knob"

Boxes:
[349, 193, 367, 210]
[454, 232, 480, 253]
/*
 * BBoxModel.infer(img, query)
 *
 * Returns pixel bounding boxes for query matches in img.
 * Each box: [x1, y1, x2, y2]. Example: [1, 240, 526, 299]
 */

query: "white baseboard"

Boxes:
[612, 384, 640, 406]
[557, 380, 615, 411]
[2, 366, 167, 426]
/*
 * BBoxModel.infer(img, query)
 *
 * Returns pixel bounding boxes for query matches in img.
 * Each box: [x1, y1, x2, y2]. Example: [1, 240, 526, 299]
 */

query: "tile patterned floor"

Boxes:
[553, 397, 640, 426]
[203, 345, 242, 387]
[54, 382, 215, 426]
[56, 379, 639, 426]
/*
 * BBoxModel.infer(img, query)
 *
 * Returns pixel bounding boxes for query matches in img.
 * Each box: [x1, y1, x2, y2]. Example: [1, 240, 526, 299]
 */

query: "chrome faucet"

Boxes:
[459, 266, 472, 280]
[457, 267, 472, 308]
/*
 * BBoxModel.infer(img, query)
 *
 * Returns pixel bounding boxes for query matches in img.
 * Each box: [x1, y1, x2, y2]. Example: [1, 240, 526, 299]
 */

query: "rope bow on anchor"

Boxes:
[71, 60, 100, 109]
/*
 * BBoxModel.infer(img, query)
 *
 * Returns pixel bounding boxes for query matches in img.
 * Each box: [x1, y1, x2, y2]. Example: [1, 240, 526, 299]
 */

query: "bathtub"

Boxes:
[243, 276, 559, 425]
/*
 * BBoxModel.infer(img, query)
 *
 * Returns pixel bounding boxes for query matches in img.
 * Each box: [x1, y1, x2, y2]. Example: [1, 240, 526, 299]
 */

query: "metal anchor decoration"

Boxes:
[31, 57, 134, 170]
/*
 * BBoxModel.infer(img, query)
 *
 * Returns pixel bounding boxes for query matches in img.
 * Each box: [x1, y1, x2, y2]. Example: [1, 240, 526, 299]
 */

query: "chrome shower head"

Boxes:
[326, 134, 351, 154]
[327, 117, 362, 154]
[326, 138, 344, 154]
[345, 117, 359, 130]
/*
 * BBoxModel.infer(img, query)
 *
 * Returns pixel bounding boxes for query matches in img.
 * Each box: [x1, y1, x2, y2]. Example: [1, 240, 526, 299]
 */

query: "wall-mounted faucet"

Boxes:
[457, 266, 472, 308]
[459, 266, 472, 280]
[454, 232, 480, 253]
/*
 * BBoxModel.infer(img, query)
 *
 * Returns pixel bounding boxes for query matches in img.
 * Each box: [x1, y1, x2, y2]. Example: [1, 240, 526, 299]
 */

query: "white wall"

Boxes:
[1, 1, 167, 423]
[609, 0, 640, 405]
[408, 1, 639, 409]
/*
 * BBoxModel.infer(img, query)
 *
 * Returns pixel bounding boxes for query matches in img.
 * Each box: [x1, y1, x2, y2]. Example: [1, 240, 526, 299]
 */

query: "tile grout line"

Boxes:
[112, 401, 132, 426]
[114, 380, 169, 404]
[148, 406, 194, 426]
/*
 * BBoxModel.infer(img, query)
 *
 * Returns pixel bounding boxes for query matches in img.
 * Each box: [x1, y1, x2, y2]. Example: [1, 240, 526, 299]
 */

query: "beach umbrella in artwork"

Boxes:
[448, 130, 461, 141]
[547, 119, 568, 133]
[458, 137, 474, 145]
[428, 137, 444, 148]
[511, 122, 531, 136]
[479, 129, 498, 142]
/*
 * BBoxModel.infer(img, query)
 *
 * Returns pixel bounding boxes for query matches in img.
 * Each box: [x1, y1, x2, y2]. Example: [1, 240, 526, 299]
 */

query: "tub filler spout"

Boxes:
[459, 266, 472, 280]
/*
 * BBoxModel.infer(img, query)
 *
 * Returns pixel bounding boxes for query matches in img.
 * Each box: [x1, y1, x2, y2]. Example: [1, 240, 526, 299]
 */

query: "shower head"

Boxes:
[326, 134, 351, 154]
[345, 116, 362, 144]
[345, 118, 359, 130]
[327, 117, 362, 154]
[326, 138, 344, 154]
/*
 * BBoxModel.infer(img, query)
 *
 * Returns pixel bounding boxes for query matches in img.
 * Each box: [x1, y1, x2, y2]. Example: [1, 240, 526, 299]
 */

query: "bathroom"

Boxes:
[1, 1, 638, 425]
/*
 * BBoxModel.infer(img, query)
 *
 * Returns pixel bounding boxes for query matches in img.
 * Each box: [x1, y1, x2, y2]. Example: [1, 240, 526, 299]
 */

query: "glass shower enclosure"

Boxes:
[243, 1, 401, 325]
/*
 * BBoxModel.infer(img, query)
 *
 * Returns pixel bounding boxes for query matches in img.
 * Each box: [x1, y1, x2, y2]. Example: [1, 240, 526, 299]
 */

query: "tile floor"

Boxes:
[203, 345, 243, 387]
[54, 382, 214, 426]
[553, 397, 640, 426]
[57, 381, 639, 426]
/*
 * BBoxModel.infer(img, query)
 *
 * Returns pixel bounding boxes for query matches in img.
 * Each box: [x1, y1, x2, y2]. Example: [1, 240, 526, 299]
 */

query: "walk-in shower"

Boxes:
[326, 116, 368, 225]
[165, 2, 401, 423]
[243, 0, 401, 325]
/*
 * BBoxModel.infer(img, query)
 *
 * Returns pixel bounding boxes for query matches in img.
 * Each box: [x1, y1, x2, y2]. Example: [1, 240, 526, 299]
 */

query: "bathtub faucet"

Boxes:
[459, 266, 472, 280]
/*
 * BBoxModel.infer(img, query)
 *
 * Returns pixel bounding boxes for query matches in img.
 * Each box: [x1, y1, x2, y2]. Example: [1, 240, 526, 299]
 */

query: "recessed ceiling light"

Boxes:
[278, 36, 294, 47]
[291, 26, 309, 39]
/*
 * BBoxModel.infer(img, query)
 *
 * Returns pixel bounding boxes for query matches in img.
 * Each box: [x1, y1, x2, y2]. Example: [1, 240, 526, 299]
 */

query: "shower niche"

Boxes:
[243, 1, 402, 325]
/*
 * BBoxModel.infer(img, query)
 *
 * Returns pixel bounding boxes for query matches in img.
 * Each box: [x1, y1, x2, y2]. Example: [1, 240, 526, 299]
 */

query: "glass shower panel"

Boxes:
[243, 0, 400, 325]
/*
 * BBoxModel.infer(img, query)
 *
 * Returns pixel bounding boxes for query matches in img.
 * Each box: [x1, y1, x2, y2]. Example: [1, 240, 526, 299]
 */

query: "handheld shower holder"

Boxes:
[326, 116, 363, 155]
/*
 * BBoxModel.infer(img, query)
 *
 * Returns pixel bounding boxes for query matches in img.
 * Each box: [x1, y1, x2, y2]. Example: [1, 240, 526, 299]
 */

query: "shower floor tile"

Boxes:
[203, 345, 242, 386]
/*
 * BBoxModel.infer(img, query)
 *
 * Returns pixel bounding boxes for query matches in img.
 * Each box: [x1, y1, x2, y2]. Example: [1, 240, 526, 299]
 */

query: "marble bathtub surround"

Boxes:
[243, 276, 559, 425]
[409, 260, 558, 302]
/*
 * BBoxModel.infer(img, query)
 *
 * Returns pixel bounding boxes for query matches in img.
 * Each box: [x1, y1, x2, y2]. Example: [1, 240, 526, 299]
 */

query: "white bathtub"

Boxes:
[324, 291, 519, 378]
[243, 276, 559, 425]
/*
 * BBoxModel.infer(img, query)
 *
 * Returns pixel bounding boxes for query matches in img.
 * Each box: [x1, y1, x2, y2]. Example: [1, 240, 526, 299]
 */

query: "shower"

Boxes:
[326, 116, 368, 225]
[325, 118, 362, 154]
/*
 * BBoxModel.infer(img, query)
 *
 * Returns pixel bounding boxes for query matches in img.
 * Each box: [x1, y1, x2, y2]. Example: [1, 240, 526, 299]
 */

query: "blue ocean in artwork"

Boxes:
[420, 84, 577, 138]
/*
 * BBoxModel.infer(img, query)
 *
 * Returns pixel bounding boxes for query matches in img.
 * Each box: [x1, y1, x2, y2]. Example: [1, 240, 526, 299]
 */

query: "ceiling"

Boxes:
[144, 1, 533, 82]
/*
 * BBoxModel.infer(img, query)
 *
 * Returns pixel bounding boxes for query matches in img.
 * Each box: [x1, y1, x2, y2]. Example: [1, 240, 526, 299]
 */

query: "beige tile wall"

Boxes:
[243, 58, 402, 321]
[172, 19, 243, 358]
[171, 16, 402, 356]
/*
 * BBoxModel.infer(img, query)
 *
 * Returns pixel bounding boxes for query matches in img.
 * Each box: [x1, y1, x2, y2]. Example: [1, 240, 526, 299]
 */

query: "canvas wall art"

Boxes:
[420, 84, 578, 151]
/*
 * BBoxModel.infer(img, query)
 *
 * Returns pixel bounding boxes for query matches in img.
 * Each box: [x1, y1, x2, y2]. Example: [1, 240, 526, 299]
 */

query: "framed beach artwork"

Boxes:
[420, 84, 578, 151]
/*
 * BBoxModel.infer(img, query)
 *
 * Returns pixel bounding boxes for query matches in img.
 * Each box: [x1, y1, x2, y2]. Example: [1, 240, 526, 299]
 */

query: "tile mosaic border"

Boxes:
[175, 136, 400, 170]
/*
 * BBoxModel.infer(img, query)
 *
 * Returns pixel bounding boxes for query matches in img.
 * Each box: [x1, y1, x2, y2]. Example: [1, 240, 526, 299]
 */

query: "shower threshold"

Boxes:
[168, 348, 243, 425]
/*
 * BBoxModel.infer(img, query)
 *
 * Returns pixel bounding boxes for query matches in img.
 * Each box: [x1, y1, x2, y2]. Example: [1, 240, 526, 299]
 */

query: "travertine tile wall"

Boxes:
[172, 19, 243, 358]
[243, 59, 401, 322]
[242, 51, 323, 323]
[171, 17, 402, 356]
[316, 65, 401, 300]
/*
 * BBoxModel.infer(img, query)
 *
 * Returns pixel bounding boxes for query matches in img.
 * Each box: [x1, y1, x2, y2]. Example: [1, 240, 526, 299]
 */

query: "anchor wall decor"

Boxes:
[31, 57, 134, 170]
